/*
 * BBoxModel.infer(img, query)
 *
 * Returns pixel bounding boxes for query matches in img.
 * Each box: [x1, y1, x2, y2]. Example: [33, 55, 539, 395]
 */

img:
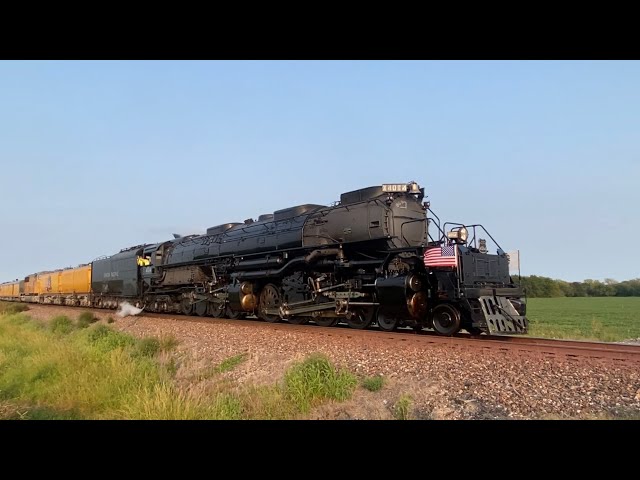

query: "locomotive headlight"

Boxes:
[458, 227, 468, 243]
[446, 227, 468, 244]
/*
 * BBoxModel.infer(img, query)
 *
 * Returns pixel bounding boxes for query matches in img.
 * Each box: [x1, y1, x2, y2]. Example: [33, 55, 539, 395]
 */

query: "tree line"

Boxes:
[516, 276, 640, 297]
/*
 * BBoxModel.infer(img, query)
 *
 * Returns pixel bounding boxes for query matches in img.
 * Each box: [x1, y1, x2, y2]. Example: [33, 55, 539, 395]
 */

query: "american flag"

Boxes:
[424, 245, 458, 268]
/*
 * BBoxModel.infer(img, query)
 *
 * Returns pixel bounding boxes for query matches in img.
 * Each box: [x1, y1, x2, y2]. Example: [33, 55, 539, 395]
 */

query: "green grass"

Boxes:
[193, 353, 249, 381]
[0, 301, 29, 314]
[393, 394, 412, 420]
[87, 324, 137, 351]
[76, 311, 98, 328]
[283, 353, 357, 413]
[135, 338, 161, 357]
[361, 375, 385, 392]
[216, 353, 248, 373]
[0, 313, 169, 419]
[49, 315, 74, 335]
[526, 297, 640, 342]
[0, 313, 357, 420]
[159, 334, 179, 351]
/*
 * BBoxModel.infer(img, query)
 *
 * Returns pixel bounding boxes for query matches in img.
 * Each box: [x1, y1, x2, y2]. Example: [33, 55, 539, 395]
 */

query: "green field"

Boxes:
[525, 297, 640, 342]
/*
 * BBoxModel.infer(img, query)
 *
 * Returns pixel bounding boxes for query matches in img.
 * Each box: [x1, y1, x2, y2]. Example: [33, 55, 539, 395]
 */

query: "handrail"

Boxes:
[426, 208, 446, 244]
[442, 222, 504, 253]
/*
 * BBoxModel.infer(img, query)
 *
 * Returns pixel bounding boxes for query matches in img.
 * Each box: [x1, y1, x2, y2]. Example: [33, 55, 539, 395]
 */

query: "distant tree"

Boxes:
[510, 276, 639, 297]
[521, 275, 563, 297]
[614, 279, 640, 296]
[557, 280, 574, 297]
[583, 279, 615, 297]
[570, 282, 587, 297]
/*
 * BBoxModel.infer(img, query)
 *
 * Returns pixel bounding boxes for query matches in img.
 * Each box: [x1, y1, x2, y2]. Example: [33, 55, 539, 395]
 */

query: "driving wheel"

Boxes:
[288, 316, 309, 325]
[432, 304, 461, 336]
[346, 308, 374, 330]
[208, 302, 226, 318]
[376, 309, 398, 331]
[194, 301, 208, 317]
[180, 299, 193, 316]
[314, 316, 338, 327]
[259, 283, 282, 323]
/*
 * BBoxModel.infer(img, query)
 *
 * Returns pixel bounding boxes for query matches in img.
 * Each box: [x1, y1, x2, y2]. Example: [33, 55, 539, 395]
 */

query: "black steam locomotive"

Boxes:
[90, 181, 528, 336]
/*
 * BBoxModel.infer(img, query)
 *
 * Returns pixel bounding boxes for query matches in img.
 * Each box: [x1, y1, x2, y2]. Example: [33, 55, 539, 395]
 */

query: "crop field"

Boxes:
[525, 297, 640, 342]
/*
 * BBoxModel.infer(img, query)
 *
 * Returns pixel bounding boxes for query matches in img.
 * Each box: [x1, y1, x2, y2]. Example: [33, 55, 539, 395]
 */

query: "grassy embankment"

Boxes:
[0, 302, 372, 420]
[4, 296, 636, 419]
[526, 297, 640, 342]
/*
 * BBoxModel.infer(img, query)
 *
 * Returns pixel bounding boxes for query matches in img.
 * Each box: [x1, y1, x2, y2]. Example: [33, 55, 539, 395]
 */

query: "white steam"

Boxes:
[116, 301, 144, 318]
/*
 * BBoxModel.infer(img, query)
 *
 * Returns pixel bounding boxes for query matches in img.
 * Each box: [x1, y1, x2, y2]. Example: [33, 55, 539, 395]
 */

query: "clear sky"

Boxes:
[0, 60, 638, 283]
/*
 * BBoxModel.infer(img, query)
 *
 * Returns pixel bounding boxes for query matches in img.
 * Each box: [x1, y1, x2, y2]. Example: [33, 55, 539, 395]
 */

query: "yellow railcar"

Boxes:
[22, 274, 38, 296]
[1, 281, 22, 300]
[35, 274, 45, 295]
[36, 271, 61, 295]
[36, 265, 92, 306]
[59, 265, 91, 294]
[0, 282, 13, 298]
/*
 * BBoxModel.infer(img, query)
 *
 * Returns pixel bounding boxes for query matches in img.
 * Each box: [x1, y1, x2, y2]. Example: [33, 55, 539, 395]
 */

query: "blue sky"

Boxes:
[0, 60, 638, 283]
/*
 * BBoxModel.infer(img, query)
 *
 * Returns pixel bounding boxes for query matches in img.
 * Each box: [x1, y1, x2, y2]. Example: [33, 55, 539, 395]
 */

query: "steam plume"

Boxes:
[116, 301, 144, 318]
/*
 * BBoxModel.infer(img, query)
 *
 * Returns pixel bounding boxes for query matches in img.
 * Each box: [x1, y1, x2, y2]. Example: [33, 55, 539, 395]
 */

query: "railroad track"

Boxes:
[127, 311, 640, 365]
[21, 303, 640, 366]
[452, 333, 640, 364]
